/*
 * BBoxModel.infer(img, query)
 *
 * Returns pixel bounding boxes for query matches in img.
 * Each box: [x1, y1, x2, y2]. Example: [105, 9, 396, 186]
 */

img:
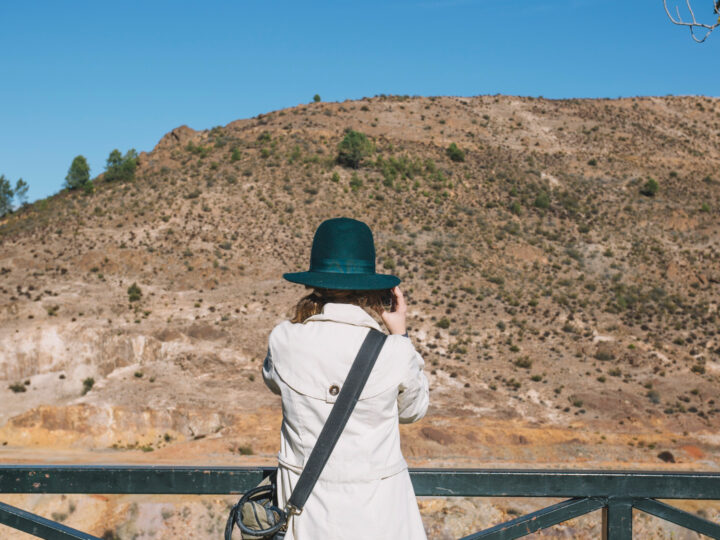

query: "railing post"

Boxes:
[602, 497, 633, 540]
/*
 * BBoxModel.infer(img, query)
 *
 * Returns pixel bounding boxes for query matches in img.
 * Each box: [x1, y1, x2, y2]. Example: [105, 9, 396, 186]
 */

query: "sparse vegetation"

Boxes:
[82, 377, 94, 395]
[8, 382, 26, 393]
[235, 444, 254, 455]
[514, 357, 532, 369]
[349, 173, 363, 192]
[533, 191, 550, 209]
[446, 143, 465, 162]
[127, 283, 142, 302]
[640, 177, 659, 197]
[436, 317, 450, 329]
[337, 130, 373, 169]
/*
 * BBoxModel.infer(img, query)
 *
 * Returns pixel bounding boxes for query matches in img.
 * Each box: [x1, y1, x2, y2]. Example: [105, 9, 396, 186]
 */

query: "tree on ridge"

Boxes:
[0, 174, 14, 217]
[104, 149, 138, 183]
[65, 155, 91, 190]
[14, 178, 29, 207]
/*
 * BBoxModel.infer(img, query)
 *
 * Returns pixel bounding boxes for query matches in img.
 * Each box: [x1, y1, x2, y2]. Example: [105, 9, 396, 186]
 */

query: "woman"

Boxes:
[262, 217, 429, 539]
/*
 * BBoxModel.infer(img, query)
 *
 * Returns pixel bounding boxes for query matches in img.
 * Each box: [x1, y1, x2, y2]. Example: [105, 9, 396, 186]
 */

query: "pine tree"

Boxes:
[65, 156, 91, 190]
[0, 175, 14, 216]
[105, 149, 138, 182]
[14, 178, 29, 206]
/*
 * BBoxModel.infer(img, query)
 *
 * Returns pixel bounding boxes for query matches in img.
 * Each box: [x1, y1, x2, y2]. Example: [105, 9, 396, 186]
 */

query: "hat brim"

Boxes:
[283, 271, 400, 291]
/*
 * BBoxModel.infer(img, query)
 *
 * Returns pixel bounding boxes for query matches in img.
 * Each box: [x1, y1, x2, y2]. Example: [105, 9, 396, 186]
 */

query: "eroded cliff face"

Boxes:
[0, 325, 158, 382]
[0, 314, 280, 450]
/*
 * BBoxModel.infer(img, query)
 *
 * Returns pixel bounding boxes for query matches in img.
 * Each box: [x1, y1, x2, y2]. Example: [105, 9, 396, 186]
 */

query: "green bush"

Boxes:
[533, 191, 550, 209]
[82, 377, 94, 395]
[446, 143, 465, 162]
[594, 350, 615, 361]
[436, 317, 450, 329]
[313, 94, 321, 103]
[349, 173, 363, 192]
[8, 382, 26, 393]
[105, 149, 138, 183]
[65, 155, 91, 190]
[127, 282, 142, 302]
[337, 130, 373, 169]
[640, 177, 659, 197]
[514, 357, 532, 369]
[186, 143, 209, 158]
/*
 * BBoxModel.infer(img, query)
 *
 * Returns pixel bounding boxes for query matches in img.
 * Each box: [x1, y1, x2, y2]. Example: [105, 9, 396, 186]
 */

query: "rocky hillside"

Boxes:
[1, 94, 719, 538]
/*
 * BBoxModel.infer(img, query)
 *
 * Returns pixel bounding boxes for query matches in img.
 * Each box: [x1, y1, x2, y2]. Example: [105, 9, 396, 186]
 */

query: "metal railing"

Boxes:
[1, 466, 719, 539]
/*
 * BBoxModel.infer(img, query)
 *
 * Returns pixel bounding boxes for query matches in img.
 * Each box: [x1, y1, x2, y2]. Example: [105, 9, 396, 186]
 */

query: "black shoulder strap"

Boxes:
[285, 328, 387, 515]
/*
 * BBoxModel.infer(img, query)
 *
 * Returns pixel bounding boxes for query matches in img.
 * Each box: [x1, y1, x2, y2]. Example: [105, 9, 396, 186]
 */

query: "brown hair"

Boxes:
[291, 288, 385, 323]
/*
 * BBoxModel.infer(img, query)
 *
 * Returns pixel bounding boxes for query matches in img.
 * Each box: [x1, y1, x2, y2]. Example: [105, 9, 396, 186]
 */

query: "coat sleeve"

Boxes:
[262, 345, 282, 395]
[397, 338, 429, 424]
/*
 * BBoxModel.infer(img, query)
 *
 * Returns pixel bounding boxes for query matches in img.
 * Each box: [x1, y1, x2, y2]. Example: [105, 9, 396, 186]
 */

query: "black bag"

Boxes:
[224, 471, 285, 539]
[225, 329, 387, 539]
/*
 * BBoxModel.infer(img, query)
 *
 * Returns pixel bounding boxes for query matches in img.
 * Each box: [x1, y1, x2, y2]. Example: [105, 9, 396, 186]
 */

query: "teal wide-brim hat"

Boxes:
[283, 217, 400, 290]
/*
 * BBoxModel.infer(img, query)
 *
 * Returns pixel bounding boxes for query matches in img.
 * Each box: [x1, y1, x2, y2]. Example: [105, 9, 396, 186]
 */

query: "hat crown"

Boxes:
[282, 217, 399, 290]
[309, 217, 376, 275]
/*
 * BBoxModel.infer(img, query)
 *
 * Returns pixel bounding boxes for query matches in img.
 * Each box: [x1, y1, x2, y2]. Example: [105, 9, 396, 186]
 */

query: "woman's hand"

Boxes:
[380, 286, 407, 335]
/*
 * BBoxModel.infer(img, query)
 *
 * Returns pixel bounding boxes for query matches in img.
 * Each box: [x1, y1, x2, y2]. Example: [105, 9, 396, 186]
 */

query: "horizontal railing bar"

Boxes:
[409, 469, 720, 499]
[1, 466, 719, 498]
[0, 465, 271, 495]
[0, 500, 101, 540]
[634, 498, 720, 539]
[460, 497, 606, 540]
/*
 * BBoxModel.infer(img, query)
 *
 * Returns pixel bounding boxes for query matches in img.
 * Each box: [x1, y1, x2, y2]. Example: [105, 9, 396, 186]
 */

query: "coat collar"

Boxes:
[304, 302, 383, 331]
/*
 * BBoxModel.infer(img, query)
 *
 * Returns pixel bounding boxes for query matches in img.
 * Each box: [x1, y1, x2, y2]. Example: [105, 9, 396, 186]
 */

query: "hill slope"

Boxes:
[0, 94, 719, 453]
[2, 93, 720, 538]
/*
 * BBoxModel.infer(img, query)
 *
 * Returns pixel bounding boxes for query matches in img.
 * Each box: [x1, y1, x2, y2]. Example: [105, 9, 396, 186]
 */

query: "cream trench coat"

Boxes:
[262, 302, 429, 540]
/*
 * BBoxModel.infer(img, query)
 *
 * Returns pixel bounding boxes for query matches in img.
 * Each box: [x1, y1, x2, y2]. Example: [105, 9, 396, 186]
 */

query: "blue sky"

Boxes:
[1, 0, 718, 204]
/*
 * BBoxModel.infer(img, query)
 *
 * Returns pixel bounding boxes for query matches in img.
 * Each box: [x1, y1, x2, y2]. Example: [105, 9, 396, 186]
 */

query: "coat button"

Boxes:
[329, 385, 340, 396]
